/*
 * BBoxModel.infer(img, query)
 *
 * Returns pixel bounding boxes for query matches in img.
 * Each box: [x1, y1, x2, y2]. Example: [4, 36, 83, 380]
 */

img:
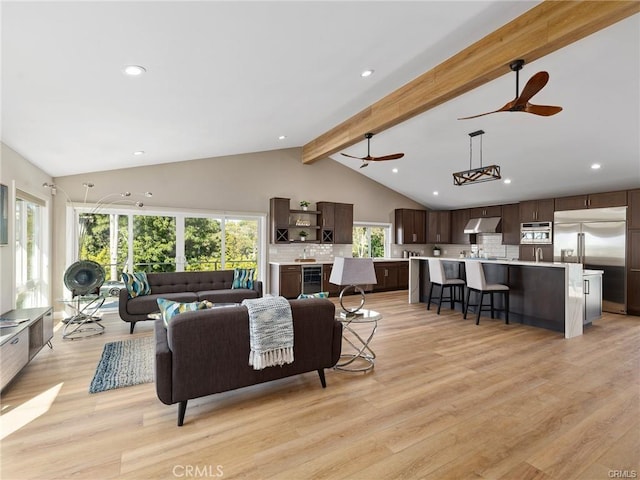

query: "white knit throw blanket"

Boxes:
[242, 296, 294, 370]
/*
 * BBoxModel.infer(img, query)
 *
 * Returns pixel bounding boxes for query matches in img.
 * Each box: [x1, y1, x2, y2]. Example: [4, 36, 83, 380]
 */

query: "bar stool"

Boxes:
[463, 260, 509, 325]
[427, 258, 466, 314]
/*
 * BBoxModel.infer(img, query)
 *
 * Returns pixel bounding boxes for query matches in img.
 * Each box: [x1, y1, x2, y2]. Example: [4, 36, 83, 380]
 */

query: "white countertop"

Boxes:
[583, 269, 604, 275]
[409, 256, 574, 269]
[269, 258, 409, 266]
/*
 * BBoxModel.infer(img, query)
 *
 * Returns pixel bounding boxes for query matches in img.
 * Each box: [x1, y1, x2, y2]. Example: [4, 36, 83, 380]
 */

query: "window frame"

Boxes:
[352, 221, 392, 258]
[68, 205, 267, 282]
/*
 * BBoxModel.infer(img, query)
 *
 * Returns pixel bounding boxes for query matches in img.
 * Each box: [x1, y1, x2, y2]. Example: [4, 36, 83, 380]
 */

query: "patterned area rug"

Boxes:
[89, 336, 154, 393]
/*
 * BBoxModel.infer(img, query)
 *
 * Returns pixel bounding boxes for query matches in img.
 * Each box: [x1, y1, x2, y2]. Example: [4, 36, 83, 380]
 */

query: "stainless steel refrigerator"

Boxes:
[554, 206, 627, 314]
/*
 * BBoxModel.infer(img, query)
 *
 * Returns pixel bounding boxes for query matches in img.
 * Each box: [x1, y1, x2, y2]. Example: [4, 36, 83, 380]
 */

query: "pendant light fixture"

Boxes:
[452, 130, 501, 186]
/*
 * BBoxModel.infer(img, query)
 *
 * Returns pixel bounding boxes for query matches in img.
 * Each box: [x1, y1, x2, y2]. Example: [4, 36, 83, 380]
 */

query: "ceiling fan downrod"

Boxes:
[510, 59, 525, 99]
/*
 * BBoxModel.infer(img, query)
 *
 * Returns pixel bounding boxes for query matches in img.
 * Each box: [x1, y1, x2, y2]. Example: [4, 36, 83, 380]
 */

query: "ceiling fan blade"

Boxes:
[458, 100, 516, 120]
[371, 153, 405, 161]
[512, 71, 549, 109]
[524, 103, 563, 116]
[341, 153, 364, 160]
[360, 162, 369, 168]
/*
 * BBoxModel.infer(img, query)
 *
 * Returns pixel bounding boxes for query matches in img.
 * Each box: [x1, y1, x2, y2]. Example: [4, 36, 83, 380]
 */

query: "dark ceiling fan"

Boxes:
[341, 132, 404, 168]
[458, 59, 563, 120]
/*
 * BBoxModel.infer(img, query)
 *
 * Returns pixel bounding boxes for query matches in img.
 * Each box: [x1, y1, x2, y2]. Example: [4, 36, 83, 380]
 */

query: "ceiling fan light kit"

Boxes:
[452, 129, 502, 186]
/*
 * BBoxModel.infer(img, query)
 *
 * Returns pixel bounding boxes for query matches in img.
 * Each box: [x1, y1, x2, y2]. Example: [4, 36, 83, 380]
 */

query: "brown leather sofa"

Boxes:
[118, 270, 263, 333]
[154, 298, 342, 426]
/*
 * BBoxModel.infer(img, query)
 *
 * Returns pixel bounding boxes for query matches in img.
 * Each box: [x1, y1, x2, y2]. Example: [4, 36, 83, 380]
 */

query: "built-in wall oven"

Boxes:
[301, 265, 323, 295]
[520, 221, 553, 244]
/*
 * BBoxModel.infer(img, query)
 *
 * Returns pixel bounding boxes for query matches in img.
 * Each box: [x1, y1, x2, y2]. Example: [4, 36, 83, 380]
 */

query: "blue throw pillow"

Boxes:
[121, 272, 151, 298]
[232, 268, 254, 289]
[157, 298, 213, 327]
[297, 291, 329, 299]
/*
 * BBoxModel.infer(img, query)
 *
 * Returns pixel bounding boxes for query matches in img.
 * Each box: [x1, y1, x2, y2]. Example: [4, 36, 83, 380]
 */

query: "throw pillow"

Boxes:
[157, 298, 213, 327]
[232, 268, 254, 289]
[297, 291, 329, 299]
[121, 272, 151, 298]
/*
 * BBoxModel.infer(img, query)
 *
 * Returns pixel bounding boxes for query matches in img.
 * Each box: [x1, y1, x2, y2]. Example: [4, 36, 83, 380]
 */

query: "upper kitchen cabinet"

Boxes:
[395, 209, 426, 245]
[629, 189, 640, 229]
[427, 210, 451, 244]
[469, 205, 502, 218]
[501, 203, 520, 245]
[519, 198, 554, 223]
[450, 209, 471, 245]
[270, 197, 292, 243]
[270, 197, 320, 243]
[317, 201, 353, 244]
[555, 190, 627, 211]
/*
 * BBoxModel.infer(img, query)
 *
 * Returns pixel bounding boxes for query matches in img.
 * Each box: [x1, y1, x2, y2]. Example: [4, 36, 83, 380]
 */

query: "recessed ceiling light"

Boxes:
[392, 168, 398, 173]
[360, 69, 374, 78]
[278, 135, 286, 140]
[133, 150, 145, 156]
[123, 65, 146, 76]
[591, 163, 601, 170]
[503, 178, 512, 184]
[433, 191, 439, 196]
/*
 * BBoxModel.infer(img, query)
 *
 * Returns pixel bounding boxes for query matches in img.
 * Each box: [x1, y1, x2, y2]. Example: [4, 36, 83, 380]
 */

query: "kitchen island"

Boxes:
[409, 257, 586, 338]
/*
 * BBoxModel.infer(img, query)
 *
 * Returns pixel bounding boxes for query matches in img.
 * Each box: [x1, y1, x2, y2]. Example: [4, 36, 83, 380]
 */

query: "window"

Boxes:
[15, 191, 47, 308]
[352, 223, 391, 258]
[73, 207, 265, 279]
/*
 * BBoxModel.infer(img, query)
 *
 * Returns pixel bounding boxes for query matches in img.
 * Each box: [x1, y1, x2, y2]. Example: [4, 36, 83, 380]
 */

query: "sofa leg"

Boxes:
[317, 369, 327, 388]
[129, 322, 136, 334]
[178, 401, 188, 426]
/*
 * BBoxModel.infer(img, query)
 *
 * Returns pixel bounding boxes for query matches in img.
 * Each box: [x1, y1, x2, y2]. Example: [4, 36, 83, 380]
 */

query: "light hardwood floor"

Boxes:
[1, 291, 638, 480]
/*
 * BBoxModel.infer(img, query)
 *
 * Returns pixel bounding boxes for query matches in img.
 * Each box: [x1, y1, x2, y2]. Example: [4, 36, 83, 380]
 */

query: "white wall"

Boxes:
[51, 147, 426, 302]
[0, 143, 54, 314]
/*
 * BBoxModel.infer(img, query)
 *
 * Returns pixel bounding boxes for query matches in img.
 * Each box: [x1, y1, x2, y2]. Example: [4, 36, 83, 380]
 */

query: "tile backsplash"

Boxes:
[268, 234, 518, 263]
[434, 233, 519, 259]
[268, 243, 352, 263]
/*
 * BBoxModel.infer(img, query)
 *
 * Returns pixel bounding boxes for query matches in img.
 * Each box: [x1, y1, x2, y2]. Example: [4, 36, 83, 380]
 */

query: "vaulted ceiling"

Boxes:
[2, 1, 639, 209]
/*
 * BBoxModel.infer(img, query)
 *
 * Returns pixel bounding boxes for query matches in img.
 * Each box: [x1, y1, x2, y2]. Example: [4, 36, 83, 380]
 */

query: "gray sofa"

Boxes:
[118, 270, 263, 333]
[155, 298, 342, 426]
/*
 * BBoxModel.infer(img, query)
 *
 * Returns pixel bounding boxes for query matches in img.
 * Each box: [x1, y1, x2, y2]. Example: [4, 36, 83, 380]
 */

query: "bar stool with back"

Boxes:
[427, 258, 466, 314]
[463, 260, 510, 325]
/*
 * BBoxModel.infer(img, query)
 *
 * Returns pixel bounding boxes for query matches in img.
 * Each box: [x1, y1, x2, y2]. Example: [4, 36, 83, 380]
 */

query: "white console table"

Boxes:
[0, 307, 53, 391]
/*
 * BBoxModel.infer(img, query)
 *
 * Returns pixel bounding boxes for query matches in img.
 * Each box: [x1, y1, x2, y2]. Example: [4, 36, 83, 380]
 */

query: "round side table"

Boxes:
[335, 309, 382, 373]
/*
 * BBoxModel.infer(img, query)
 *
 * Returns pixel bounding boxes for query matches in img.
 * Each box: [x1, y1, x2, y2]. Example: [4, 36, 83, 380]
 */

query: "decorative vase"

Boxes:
[433, 249, 440, 257]
[302, 206, 308, 211]
[300, 236, 306, 242]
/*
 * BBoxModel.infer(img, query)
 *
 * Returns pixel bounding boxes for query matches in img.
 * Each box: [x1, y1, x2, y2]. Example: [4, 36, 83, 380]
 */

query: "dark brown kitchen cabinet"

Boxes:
[501, 203, 520, 245]
[270, 197, 321, 244]
[373, 262, 399, 291]
[519, 245, 553, 263]
[469, 205, 502, 218]
[317, 201, 353, 244]
[628, 189, 640, 229]
[555, 190, 627, 211]
[627, 190, 640, 315]
[519, 198, 554, 223]
[398, 262, 409, 289]
[427, 210, 451, 244]
[270, 197, 291, 243]
[269, 264, 302, 299]
[321, 264, 340, 297]
[395, 209, 426, 244]
[450, 209, 471, 245]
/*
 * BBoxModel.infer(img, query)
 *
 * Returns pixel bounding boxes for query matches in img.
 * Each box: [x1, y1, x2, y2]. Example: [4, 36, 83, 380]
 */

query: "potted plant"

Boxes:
[299, 200, 310, 211]
[433, 245, 441, 257]
[299, 230, 308, 241]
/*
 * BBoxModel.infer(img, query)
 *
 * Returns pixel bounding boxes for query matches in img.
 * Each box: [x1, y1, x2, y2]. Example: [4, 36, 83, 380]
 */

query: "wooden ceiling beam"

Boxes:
[302, 1, 640, 164]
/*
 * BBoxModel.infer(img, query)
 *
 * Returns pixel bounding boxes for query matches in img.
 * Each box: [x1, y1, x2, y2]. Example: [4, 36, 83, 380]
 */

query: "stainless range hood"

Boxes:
[464, 217, 501, 234]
